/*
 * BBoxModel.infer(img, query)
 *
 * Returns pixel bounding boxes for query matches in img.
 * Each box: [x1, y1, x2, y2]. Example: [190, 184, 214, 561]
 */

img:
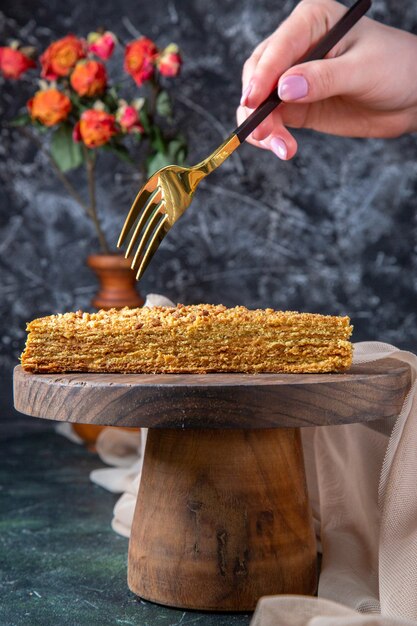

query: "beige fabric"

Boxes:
[251, 597, 417, 626]
[55, 421, 84, 444]
[90, 427, 147, 537]
[253, 342, 417, 625]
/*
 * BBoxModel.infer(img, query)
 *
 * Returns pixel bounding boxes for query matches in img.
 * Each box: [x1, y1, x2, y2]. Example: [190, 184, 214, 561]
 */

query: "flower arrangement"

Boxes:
[0, 32, 186, 252]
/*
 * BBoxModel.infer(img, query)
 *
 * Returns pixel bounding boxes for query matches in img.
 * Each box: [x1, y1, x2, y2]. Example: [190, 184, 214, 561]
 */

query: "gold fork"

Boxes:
[118, 0, 371, 280]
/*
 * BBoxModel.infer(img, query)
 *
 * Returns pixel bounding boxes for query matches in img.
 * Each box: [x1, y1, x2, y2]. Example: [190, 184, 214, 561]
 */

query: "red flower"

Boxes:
[117, 103, 143, 134]
[74, 109, 117, 148]
[72, 122, 82, 143]
[27, 88, 71, 126]
[157, 44, 181, 77]
[88, 31, 116, 60]
[70, 60, 107, 97]
[0, 47, 36, 79]
[40, 35, 85, 80]
[124, 37, 158, 86]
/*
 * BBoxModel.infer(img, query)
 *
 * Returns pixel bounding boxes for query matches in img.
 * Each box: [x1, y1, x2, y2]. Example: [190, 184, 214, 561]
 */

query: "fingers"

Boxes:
[241, 38, 270, 103]
[262, 127, 298, 160]
[278, 54, 359, 104]
[242, 0, 348, 109]
[236, 105, 298, 159]
[238, 54, 358, 150]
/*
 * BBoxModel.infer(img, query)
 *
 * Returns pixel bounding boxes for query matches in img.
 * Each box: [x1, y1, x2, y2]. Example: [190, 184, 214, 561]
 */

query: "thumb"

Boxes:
[278, 56, 357, 103]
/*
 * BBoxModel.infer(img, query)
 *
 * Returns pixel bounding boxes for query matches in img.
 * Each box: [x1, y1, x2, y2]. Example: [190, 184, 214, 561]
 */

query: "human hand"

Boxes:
[237, 0, 417, 159]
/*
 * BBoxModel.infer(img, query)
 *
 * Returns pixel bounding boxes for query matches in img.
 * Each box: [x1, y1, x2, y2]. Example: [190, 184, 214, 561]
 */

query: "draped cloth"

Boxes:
[253, 342, 417, 626]
[86, 300, 417, 624]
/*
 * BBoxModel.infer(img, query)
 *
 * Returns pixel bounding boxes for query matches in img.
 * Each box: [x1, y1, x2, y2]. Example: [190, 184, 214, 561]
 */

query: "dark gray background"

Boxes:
[1, 0, 417, 426]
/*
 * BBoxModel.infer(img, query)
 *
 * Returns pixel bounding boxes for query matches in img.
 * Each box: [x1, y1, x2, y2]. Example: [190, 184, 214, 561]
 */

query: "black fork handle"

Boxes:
[234, 0, 371, 143]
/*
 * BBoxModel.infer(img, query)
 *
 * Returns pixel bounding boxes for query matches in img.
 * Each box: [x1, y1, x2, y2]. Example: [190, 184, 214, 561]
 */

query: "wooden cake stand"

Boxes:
[13, 359, 411, 612]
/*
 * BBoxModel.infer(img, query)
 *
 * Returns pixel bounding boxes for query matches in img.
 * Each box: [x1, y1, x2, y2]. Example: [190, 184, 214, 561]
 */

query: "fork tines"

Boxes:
[117, 176, 169, 280]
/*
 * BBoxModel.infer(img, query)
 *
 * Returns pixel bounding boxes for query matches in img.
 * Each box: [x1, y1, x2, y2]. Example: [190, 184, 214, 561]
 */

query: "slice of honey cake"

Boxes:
[21, 304, 353, 374]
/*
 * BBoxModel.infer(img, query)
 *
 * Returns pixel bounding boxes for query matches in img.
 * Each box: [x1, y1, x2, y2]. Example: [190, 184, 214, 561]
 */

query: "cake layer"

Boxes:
[21, 304, 353, 374]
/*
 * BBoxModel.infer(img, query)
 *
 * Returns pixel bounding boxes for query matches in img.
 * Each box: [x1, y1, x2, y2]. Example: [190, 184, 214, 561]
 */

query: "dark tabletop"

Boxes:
[0, 430, 251, 626]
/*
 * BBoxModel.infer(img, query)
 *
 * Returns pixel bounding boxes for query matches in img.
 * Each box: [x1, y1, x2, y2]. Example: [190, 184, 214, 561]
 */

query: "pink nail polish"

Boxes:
[240, 81, 253, 106]
[278, 75, 308, 101]
[270, 137, 287, 160]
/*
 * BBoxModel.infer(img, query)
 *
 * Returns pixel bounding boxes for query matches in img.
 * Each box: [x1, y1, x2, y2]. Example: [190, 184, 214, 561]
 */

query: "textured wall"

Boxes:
[1, 0, 417, 418]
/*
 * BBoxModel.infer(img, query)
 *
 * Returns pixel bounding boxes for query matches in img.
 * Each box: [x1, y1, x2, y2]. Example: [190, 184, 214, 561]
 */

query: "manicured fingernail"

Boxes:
[270, 137, 287, 160]
[240, 81, 253, 106]
[278, 75, 308, 101]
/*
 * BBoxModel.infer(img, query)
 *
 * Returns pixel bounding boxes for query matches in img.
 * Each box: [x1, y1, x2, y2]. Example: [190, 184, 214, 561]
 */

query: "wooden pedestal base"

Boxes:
[128, 428, 317, 611]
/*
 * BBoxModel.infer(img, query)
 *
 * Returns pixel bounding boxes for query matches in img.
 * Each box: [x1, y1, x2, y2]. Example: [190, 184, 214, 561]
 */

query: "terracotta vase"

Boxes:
[87, 253, 144, 310]
[73, 253, 143, 446]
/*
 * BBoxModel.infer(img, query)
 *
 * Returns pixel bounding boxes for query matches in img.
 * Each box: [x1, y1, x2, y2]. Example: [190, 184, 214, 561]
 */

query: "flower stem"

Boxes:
[140, 77, 161, 180]
[84, 148, 110, 253]
[18, 126, 90, 213]
[149, 78, 160, 119]
[17, 126, 110, 254]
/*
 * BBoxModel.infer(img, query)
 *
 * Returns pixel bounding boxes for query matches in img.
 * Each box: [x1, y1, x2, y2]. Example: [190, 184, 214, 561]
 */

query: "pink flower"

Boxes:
[0, 46, 36, 79]
[117, 102, 144, 134]
[157, 44, 181, 78]
[88, 31, 116, 60]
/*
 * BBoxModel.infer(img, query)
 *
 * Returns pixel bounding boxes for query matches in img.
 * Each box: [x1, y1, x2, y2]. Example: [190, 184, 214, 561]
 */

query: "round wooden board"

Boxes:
[13, 358, 411, 429]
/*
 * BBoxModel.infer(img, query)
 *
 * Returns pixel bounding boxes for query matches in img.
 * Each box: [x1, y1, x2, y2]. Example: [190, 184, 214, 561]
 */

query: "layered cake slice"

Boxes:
[21, 304, 353, 374]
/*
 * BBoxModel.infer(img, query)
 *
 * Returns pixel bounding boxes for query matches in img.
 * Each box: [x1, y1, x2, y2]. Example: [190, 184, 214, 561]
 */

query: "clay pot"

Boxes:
[87, 253, 144, 310]
[72, 423, 139, 452]
[72, 423, 107, 448]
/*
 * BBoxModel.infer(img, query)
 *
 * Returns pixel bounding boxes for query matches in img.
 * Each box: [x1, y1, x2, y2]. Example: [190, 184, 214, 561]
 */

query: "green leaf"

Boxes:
[104, 142, 135, 165]
[108, 86, 118, 101]
[50, 124, 84, 172]
[146, 133, 188, 176]
[166, 134, 187, 164]
[150, 125, 166, 154]
[10, 113, 31, 127]
[32, 120, 49, 134]
[155, 90, 172, 120]
[69, 92, 89, 114]
[102, 88, 119, 113]
[139, 107, 152, 134]
[146, 151, 172, 177]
